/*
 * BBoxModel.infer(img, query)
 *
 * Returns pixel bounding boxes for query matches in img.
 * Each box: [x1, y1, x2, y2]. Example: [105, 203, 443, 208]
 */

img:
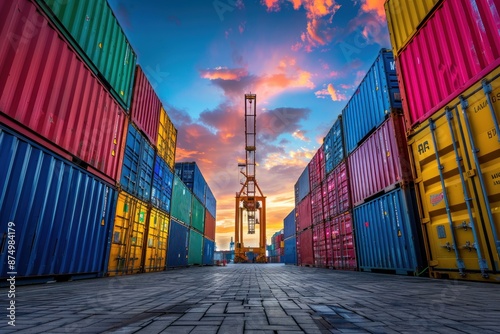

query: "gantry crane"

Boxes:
[234, 94, 267, 263]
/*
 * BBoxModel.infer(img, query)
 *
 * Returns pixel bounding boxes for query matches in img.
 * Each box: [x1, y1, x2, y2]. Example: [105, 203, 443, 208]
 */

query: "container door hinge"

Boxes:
[421, 218, 430, 225]
[466, 169, 476, 178]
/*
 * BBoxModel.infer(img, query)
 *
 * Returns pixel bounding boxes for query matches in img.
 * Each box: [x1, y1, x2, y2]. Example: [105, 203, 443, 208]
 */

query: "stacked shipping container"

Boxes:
[283, 209, 296, 265]
[268, 230, 284, 263]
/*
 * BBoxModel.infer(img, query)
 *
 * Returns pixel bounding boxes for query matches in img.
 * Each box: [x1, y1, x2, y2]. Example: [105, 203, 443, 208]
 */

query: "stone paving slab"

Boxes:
[1, 264, 499, 333]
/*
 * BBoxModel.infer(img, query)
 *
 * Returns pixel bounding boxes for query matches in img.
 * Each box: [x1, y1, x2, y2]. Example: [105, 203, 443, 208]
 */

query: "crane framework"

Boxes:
[234, 94, 267, 263]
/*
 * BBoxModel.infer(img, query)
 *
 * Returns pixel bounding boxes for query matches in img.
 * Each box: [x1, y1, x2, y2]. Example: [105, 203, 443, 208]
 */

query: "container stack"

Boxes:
[386, 0, 500, 281]
[283, 209, 297, 265]
[295, 164, 313, 266]
[268, 230, 284, 263]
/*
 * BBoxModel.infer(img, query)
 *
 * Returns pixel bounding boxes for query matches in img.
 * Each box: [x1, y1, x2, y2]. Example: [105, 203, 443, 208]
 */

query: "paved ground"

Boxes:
[1, 264, 499, 333]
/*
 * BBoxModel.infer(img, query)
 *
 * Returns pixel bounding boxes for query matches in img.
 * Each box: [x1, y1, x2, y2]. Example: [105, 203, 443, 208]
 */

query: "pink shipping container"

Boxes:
[0, 0, 126, 185]
[131, 66, 161, 146]
[348, 113, 412, 206]
[310, 183, 325, 226]
[398, 0, 500, 129]
[313, 222, 328, 268]
[297, 228, 314, 266]
[325, 161, 350, 219]
[296, 194, 312, 232]
[308, 145, 325, 191]
[329, 212, 356, 270]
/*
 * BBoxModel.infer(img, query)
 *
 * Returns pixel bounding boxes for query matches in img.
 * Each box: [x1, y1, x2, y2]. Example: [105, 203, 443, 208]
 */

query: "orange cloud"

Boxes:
[200, 67, 248, 80]
[361, 0, 386, 19]
[314, 83, 346, 101]
[292, 130, 310, 142]
[262, 0, 281, 11]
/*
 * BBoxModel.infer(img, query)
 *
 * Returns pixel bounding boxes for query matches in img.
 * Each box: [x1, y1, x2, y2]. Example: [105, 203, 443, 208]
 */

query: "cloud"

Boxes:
[314, 83, 346, 101]
[239, 21, 246, 34]
[200, 67, 248, 80]
[360, 0, 386, 20]
[292, 130, 310, 142]
[258, 107, 311, 141]
[261, 0, 282, 11]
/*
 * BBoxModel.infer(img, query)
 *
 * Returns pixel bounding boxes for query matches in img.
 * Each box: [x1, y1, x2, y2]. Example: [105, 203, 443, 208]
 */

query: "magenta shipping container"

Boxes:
[329, 212, 356, 270]
[297, 228, 314, 266]
[313, 222, 327, 268]
[0, 0, 127, 183]
[348, 113, 412, 206]
[310, 183, 325, 226]
[308, 145, 325, 191]
[398, 0, 500, 129]
[296, 194, 312, 232]
[131, 66, 161, 146]
[325, 161, 350, 219]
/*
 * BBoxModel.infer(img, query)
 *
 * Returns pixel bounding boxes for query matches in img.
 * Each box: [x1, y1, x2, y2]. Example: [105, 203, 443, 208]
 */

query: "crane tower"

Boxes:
[234, 94, 267, 263]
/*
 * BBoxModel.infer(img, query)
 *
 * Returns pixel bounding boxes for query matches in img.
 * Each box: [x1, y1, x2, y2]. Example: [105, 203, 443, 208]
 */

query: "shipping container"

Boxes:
[408, 67, 500, 281]
[327, 212, 357, 271]
[296, 194, 312, 232]
[191, 195, 205, 233]
[144, 208, 169, 273]
[108, 192, 149, 276]
[313, 222, 328, 268]
[151, 154, 174, 213]
[284, 237, 297, 265]
[205, 185, 217, 219]
[348, 113, 413, 206]
[311, 183, 326, 226]
[325, 161, 351, 219]
[171, 175, 192, 225]
[120, 124, 154, 202]
[204, 210, 216, 241]
[294, 165, 310, 205]
[188, 230, 203, 266]
[283, 209, 296, 240]
[297, 228, 314, 266]
[203, 238, 215, 266]
[166, 219, 189, 268]
[157, 106, 177, 170]
[398, 0, 500, 129]
[308, 145, 325, 190]
[324, 116, 344, 174]
[34, 0, 137, 110]
[175, 162, 207, 203]
[0, 0, 127, 185]
[130, 66, 161, 146]
[384, 0, 441, 55]
[0, 126, 117, 282]
[343, 49, 401, 154]
[353, 187, 426, 275]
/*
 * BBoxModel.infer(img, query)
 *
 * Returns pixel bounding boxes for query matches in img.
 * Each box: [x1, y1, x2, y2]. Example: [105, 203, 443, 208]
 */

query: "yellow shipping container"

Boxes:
[157, 106, 177, 170]
[408, 67, 500, 282]
[108, 192, 149, 276]
[144, 208, 170, 272]
[384, 0, 441, 55]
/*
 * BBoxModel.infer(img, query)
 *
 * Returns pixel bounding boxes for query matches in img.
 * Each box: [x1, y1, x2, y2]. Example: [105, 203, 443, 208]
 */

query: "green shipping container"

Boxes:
[188, 230, 203, 265]
[171, 175, 192, 225]
[191, 195, 205, 233]
[35, 0, 137, 110]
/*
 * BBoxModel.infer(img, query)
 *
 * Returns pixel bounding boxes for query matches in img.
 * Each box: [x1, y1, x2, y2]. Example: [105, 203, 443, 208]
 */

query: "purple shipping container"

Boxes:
[313, 222, 327, 268]
[348, 114, 412, 206]
[296, 194, 312, 232]
[308, 145, 325, 191]
[297, 228, 314, 266]
[0, 0, 127, 185]
[325, 161, 350, 219]
[131, 66, 161, 146]
[328, 212, 357, 271]
[311, 183, 325, 226]
[398, 0, 500, 129]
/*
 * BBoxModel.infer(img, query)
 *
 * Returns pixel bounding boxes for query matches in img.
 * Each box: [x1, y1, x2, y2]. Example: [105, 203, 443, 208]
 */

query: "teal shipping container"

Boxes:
[191, 195, 205, 233]
[171, 175, 192, 225]
[188, 230, 203, 265]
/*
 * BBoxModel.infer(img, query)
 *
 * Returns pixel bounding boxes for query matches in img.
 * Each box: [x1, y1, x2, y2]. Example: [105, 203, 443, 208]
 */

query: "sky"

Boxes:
[107, 0, 391, 250]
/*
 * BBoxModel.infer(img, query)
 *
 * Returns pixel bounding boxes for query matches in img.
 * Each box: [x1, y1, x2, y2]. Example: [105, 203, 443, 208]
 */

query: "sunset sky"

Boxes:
[107, 0, 391, 250]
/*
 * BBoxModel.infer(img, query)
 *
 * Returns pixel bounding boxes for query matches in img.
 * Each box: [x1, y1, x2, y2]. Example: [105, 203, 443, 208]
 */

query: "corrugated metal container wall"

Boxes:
[167, 219, 189, 268]
[0, 0, 127, 184]
[204, 210, 216, 241]
[324, 116, 344, 174]
[191, 196, 205, 233]
[175, 162, 207, 203]
[308, 145, 325, 191]
[328, 212, 357, 270]
[108, 192, 148, 276]
[203, 238, 215, 266]
[130, 66, 161, 146]
[353, 187, 426, 275]
[384, 0, 441, 55]
[34, 0, 137, 110]
[311, 184, 326, 226]
[283, 209, 296, 240]
[325, 161, 350, 219]
[348, 113, 412, 206]
[408, 68, 500, 281]
[144, 208, 169, 273]
[343, 49, 401, 154]
[284, 237, 297, 265]
[171, 175, 192, 225]
[313, 223, 327, 267]
[205, 185, 217, 219]
[157, 106, 177, 170]
[398, 0, 500, 129]
[0, 126, 116, 281]
[296, 194, 312, 232]
[294, 165, 310, 205]
[151, 154, 173, 213]
[188, 230, 203, 265]
[297, 228, 314, 266]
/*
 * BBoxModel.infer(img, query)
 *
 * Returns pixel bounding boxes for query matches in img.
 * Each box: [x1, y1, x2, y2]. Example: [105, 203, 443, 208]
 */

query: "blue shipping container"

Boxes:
[343, 49, 401, 154]
[203, 238, 215, 265]
[294, 165, 310, 205]
[167, 219, 189, 268]
[353, 187, 426, 275]
[175, 162, 206, 203]
[283, 209, 296, 240]
[0, 126, 117, 282]
[120, 124, 154, 202]
[151, 154, 173, 213]
[205, 185, 217, 218]
[284, 237, 297, 265]
[324, 116, 344, 174]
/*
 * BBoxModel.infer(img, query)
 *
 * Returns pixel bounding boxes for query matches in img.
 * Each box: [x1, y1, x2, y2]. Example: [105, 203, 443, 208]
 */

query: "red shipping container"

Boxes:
[398, 0, 500, 129]
[325, 161, 350, 219]
[204, 209, 216, 241]
[329, 212, 356, 271]
[348, 114, 412, 206]
[296, 193, 312, 232]
[310, 183, 325, 226]
[0, 0, 126, 184]
[308, 145, 325, 191]
[131, 66, 161, 146]
[297, 228, 314, 266]
[313, 222, 327, 268]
